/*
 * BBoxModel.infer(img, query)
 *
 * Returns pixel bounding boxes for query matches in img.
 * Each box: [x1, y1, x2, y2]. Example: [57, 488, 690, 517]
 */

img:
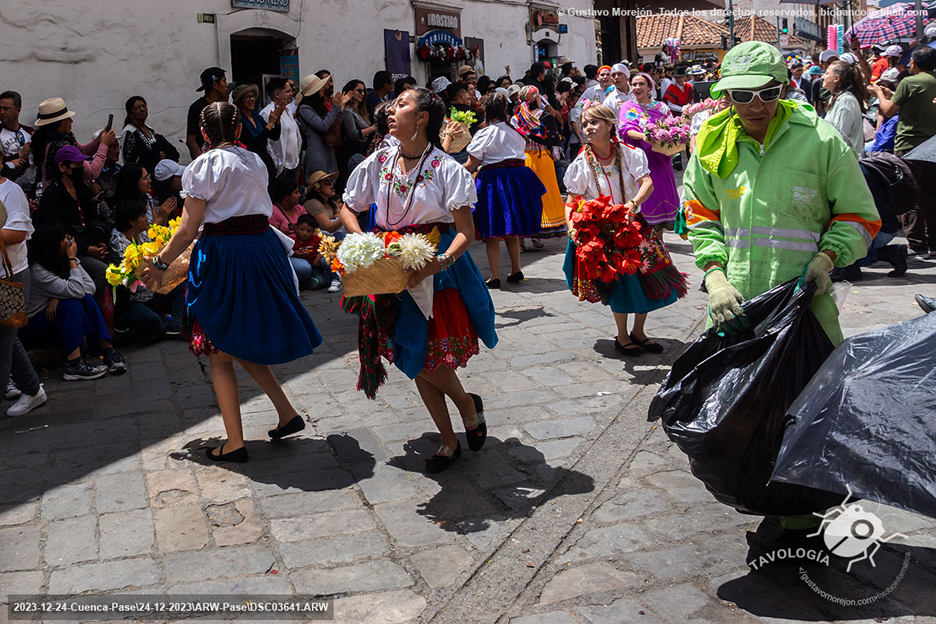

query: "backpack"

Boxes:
[859, 152, 920, 216]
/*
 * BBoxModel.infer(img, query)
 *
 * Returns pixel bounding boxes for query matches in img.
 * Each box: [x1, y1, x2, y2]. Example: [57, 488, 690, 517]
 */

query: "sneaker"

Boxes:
[5, 381, 21, 400]
[7, 385, 47, 417]
[63, 359, 108, 381]
[104, 350, 128, 375]
[327, 279, 343, 293]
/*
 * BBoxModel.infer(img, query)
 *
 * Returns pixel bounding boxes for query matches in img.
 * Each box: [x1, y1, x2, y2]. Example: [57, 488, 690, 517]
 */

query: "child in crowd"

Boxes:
[291, 214, 328, 288]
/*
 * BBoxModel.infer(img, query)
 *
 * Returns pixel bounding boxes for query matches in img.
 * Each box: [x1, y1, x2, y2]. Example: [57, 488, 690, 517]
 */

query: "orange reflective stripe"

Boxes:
[685, 200, 721, 226]
[829, 213, 882, 238]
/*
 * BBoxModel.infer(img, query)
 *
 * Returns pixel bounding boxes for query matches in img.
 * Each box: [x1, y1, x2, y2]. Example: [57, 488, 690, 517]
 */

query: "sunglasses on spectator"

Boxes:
[727, 85, 783, 104]
[320, 180, 335, 186]
[354, 89, 365, 93]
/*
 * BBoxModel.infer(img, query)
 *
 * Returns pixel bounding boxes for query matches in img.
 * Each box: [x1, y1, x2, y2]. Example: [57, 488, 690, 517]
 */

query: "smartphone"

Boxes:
[105, 114, 113, 132]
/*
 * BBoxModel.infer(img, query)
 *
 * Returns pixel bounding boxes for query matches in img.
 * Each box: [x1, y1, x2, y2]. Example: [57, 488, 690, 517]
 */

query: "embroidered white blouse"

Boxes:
[182, 147, 272, 224]
[563, 144, 650, 204]
[343, 145, 477, 230]
[466, 122, 526, 165]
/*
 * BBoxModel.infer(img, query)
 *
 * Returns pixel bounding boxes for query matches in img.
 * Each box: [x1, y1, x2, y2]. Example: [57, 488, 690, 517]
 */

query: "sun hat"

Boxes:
[430, 76, 451, 94]
[506, 83, 522, 98]
[884, 45, 903, 57]
[294, 74, 328, 105]
[230, 83, 259, 105]
[35, 98, 76, 127]
[154, 159, 186, 182]
[458, 65, 475, 77]
[610, 63, 631, 78]
[688, 64, 705, 76]
[558, 56, 573, 66]
[710, 41, 789, 98]
[53, 145, 91, 166]
[196, 67, 226, 92]
[308, 170, 339, 187]
[819, 49, 839, 64]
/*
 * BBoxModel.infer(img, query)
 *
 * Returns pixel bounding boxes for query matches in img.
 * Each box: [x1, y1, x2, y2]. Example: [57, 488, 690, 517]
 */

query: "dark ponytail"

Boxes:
[482, 92, 509, 124]
[407, 87, 445, 151]
[828, 60, 868, 113]
[199, 101, 240, 148]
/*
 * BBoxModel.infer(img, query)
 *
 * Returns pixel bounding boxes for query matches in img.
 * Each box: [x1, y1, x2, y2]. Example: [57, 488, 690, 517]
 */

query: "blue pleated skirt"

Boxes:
[473, 165, 546, 238]
[561, 240, 678, 315]
[186, 228, 323, 364]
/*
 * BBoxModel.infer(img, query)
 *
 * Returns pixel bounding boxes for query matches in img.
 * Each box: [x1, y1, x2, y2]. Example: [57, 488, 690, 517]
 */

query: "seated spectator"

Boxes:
[110, 199, 184, 336]
[152, 159, 186, 206]
[293, 214, 332, 288]
[34, 146, 110, 298]
[31, 98, 116, 188]
[0, 91, 36, 193]
[232, 83, 284, 183]
[20, 223, 127, 379]
[120, 96, 180, 172]
[303, 171, 345, 292]
[95, 136, 122, 210]
[0, 167, 46, 416]
[115, 163, 176, 227]
[269, 176, 318, 289]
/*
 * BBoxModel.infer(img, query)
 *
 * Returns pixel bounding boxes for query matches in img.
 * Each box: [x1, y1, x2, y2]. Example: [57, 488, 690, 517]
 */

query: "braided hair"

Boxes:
[580, 105, 628, 201]
[199, 101, 241, 148]
[482, 91, 510, 124]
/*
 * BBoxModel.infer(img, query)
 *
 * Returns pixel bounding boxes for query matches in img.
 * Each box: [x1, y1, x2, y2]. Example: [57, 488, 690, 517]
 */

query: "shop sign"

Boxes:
[681, 49, 724, 63]
[231, 0, 290, 12]
[531, 8, 560, 32]
[417, 29, 463, 49]
[415, 7, 462, 38]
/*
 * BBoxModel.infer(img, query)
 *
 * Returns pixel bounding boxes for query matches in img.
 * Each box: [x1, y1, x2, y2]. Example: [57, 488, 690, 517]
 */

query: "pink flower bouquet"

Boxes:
[646, 115, 690, 155]
[683, 98, 718, 118]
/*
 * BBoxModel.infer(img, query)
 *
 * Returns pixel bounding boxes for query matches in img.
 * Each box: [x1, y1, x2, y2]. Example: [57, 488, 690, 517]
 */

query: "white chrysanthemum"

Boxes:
[391, 233, 436, 271]
[336, 232, 386, 271]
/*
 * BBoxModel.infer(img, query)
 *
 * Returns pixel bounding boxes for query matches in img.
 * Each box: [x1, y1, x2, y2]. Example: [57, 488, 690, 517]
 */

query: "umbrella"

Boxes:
[771, 312, 936, 519]
[845, 2, 935, 47]
[904, 127, 936, 164]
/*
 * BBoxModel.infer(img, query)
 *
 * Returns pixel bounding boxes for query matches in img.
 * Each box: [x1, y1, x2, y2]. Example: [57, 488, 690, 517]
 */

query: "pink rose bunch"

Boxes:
[646, 115, 691, 147]
[683, 98, 717, 117]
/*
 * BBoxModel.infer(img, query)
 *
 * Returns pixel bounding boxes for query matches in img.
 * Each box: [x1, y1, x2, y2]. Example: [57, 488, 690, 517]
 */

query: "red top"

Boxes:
[663, 82, 695, 107]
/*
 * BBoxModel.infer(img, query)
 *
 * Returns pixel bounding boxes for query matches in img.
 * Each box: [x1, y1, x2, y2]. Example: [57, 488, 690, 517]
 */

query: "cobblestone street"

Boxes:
[2, 201, 936, 623]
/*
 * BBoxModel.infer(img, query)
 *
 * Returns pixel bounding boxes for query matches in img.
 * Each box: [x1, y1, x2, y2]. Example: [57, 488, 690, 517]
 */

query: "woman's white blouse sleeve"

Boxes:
[182, 154, 218, 201]
[443, 160, 478, 211]
[621, 145, 651, 180]
[563, 154, 592, 196]
[466, 126, 493, 161]
[342, 150, 383, 212]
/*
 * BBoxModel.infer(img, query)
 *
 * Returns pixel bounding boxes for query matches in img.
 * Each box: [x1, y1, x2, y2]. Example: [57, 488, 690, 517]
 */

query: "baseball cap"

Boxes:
[840, 52, 860, 66]
[711, 41, 790, 98]
[558, 56, 573, 66]
[197, 67, 226, 92]
[819, 50, 839, 64]
[880, 67, 901, 83]
[884, 45, 903, 57]
[808, 65, 823, 75]
[53, 145, 91, 166]
[457, 65, 475, 77]
[154, 159, 186, 182]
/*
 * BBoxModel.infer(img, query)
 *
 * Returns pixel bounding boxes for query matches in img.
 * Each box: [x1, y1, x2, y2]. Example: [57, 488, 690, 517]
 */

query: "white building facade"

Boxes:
[2, 0, 598, 161]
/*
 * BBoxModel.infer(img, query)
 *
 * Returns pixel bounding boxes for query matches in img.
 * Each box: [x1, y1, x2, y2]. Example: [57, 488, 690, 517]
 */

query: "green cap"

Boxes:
[711, 41, 789, 98]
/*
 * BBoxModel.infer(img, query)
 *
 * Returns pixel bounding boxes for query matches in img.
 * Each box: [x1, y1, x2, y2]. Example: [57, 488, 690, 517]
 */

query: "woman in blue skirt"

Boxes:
[141, 102, 323, 463]
[562, 104, 684, 357]
[464, 92, 545, 287]
[341, 88, 497, 473]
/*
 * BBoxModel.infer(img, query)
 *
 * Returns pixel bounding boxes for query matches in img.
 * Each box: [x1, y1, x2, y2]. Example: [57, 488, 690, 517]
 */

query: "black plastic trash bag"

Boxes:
[772, 311, 936, 519]
[648, 279, 844, 515]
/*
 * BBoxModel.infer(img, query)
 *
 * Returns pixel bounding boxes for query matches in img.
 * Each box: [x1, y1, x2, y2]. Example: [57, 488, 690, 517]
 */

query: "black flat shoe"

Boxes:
[486, 278, 501, 289]
[506, 271, 524, 283]
[269, 414, 305, 439]
[614, 339, 642, 357]
[630, 333, 664, 354]
[425, 442, 461, 474]
[465, 393, 487, 452]
[206, 442, 249, 463]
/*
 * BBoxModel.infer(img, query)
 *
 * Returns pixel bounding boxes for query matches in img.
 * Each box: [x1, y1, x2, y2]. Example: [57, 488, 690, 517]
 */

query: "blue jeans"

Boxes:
[20, 294, 112, 356]
[123, 283, 186, 335]
[0, 269, 41, 395]
[856, 232, 895, 267]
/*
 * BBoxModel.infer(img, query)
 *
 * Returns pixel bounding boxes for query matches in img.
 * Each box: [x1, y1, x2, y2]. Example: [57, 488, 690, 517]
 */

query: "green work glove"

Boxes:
[705, 269, 746, 334]
[803, 252, 834, 295]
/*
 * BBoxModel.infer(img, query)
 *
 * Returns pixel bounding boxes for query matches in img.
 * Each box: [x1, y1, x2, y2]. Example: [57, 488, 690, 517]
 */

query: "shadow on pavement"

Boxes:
[717, 517, 936, 620]
[495, 305, 556, 329]
[593, 337, 688, 386]
[387, 434, 594, 534]
[169, 433, 375, 494]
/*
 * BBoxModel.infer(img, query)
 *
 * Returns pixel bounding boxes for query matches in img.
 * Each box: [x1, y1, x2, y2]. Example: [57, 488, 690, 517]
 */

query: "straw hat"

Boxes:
[294, 74, 328, 105]
[307, 170, 338, 187]
[35, 98, 76, 127]
[230, 83, 259, 105]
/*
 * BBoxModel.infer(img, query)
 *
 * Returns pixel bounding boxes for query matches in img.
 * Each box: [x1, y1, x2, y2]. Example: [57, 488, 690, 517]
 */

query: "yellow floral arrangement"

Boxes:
[106, 217, 181, 288]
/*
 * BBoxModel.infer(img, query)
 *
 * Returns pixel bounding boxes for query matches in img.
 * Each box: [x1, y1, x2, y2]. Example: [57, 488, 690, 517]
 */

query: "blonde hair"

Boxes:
[580, 104, 617, 127]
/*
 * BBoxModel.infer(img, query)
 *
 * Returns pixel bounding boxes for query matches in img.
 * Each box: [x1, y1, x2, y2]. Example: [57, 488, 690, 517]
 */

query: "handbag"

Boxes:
[0, 204, 27, 329]
[323, 115, 343, 149]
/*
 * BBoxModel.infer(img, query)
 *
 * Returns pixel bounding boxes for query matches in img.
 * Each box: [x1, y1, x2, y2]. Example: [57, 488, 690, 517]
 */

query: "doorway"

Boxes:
[230, 31, 296, 106]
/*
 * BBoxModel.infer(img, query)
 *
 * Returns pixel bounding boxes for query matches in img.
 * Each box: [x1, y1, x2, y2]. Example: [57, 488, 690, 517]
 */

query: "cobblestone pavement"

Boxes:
[2, 197, 936, 623]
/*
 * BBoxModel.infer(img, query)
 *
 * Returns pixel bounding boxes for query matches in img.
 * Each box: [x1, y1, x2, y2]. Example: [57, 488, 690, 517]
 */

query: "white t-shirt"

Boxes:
[343, 146, 477, 230]
[0, 126, 29, 160]
[260, 102, 302, 172]
[182, 148, 272, 224]
[602, 88, 636, 117]
[825, 91, 865, 158]
[466, 122, 526, 165]
[0, 178, 34, 274]
[579, 84, 609, 109]
[563, 144, 650, 205]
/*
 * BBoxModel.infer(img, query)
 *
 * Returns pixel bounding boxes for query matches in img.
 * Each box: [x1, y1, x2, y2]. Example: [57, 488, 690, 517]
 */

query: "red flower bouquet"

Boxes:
[568, 195, 644, 304]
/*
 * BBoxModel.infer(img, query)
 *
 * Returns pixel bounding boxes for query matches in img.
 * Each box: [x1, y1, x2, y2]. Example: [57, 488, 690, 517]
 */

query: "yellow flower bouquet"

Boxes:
[106, 217, 192, 295]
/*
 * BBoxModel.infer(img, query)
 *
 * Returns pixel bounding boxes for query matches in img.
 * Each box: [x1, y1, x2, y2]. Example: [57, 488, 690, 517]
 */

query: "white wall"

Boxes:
[1, 0, 596, 163]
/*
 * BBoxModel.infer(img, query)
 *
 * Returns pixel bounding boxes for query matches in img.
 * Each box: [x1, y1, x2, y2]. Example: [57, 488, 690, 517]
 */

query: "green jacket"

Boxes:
[683, 101, 881, 345]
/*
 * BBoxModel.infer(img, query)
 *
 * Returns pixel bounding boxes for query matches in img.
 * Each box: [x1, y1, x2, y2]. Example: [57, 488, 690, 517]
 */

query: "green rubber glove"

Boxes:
[705, 269, 746, 333]
[803, 252, 834, 295]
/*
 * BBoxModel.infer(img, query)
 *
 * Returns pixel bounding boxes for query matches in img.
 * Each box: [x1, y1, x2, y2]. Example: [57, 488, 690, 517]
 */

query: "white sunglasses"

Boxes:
[727, 85, 783, 104]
